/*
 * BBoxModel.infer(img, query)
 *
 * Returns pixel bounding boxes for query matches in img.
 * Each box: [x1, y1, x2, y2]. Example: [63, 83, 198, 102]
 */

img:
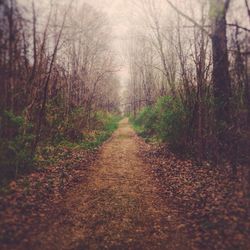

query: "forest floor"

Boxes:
[1, 118, 249, 250]
[0, 118, 187, 250]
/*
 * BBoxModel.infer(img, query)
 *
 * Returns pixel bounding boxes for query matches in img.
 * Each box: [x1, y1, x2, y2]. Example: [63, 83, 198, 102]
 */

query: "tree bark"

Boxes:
[210, 0, 231, 131]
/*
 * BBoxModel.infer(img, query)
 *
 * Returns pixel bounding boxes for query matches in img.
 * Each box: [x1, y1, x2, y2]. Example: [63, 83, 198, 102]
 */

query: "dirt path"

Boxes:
[22, 118, 185, 250]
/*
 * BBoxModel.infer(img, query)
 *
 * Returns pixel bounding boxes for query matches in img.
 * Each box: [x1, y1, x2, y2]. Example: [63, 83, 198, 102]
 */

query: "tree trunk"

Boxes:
[210, 0, 231, 131]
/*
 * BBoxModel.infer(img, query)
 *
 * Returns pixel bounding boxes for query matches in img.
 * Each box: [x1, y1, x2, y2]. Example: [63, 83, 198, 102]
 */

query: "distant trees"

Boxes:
[126, 0, 250, 167]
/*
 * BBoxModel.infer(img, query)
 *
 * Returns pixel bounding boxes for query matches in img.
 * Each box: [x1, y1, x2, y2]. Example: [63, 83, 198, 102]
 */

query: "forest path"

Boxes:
[25, 118, 185, 250]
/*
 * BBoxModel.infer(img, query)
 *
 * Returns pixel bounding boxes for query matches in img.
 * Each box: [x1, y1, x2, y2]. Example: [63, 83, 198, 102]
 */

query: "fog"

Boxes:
[18, 0, 249, 90]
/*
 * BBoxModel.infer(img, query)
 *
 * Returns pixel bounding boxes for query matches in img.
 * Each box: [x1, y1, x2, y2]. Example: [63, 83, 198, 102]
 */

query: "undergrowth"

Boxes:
[34, 113, 121, 171]
[130, 96, 188, 151]
[58, 114, 121, 150]
[0, 110, 121, 186]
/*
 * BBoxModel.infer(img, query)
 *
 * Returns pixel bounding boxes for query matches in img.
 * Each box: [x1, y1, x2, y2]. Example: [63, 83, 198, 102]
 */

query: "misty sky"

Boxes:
[65, 0, 249, 84]
[18, 0, 249, 86]
[88, 0, 131, 83]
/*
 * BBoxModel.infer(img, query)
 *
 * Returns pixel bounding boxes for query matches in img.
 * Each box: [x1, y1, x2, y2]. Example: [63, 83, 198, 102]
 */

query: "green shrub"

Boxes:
[56, 112, 121, 150]
[0, 108, 121, 185]
[133, 106, 157, 138]
[46, 105, 85, 144]
[155, 96, 187, 146]
[80, 112, 121, 149]
[0, 111, 35, 184]
[131, 96, 188, 150]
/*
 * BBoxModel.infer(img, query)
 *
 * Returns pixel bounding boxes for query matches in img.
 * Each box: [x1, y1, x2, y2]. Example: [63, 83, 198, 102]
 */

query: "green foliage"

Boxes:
[3, 110, 24, 127]
[0, 107, 121, 185]
[56, 112, 121, 150]
[154, 96, 187, 145]
[0, 111, 35, 184]
[64, 108, 86, 142]
[133, 106, 157, 138]
[81, 114, 121, 149]
[131, 96, 188, 150]
[45, 101, 85, 144]
[45, 96, 122, 146]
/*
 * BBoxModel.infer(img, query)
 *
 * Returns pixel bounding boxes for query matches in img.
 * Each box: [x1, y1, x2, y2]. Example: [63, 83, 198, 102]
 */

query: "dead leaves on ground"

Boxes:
[140, 143, 250, 250]
[1, 137, 249, 250]
[0, 148, 97, 247]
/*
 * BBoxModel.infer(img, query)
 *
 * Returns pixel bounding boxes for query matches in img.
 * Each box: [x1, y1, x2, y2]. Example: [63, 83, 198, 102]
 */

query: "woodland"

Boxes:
[0, 0, 121, 183]
[0, 0, 250, 249]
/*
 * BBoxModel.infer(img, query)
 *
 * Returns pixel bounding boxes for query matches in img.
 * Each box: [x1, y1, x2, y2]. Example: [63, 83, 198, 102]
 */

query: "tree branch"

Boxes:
[227, 23, 250, 33]
[245, 0, 250, 20]
[165, 0, 211, 37]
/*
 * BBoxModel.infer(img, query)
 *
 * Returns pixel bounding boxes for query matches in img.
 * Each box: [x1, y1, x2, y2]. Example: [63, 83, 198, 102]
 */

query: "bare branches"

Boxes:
[227, 23, 250, 33]
[33, 0, 75, 152]
[245, 0, 250, 20]
[224, 0, 231, 12]
[165, 0, 211, 37]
